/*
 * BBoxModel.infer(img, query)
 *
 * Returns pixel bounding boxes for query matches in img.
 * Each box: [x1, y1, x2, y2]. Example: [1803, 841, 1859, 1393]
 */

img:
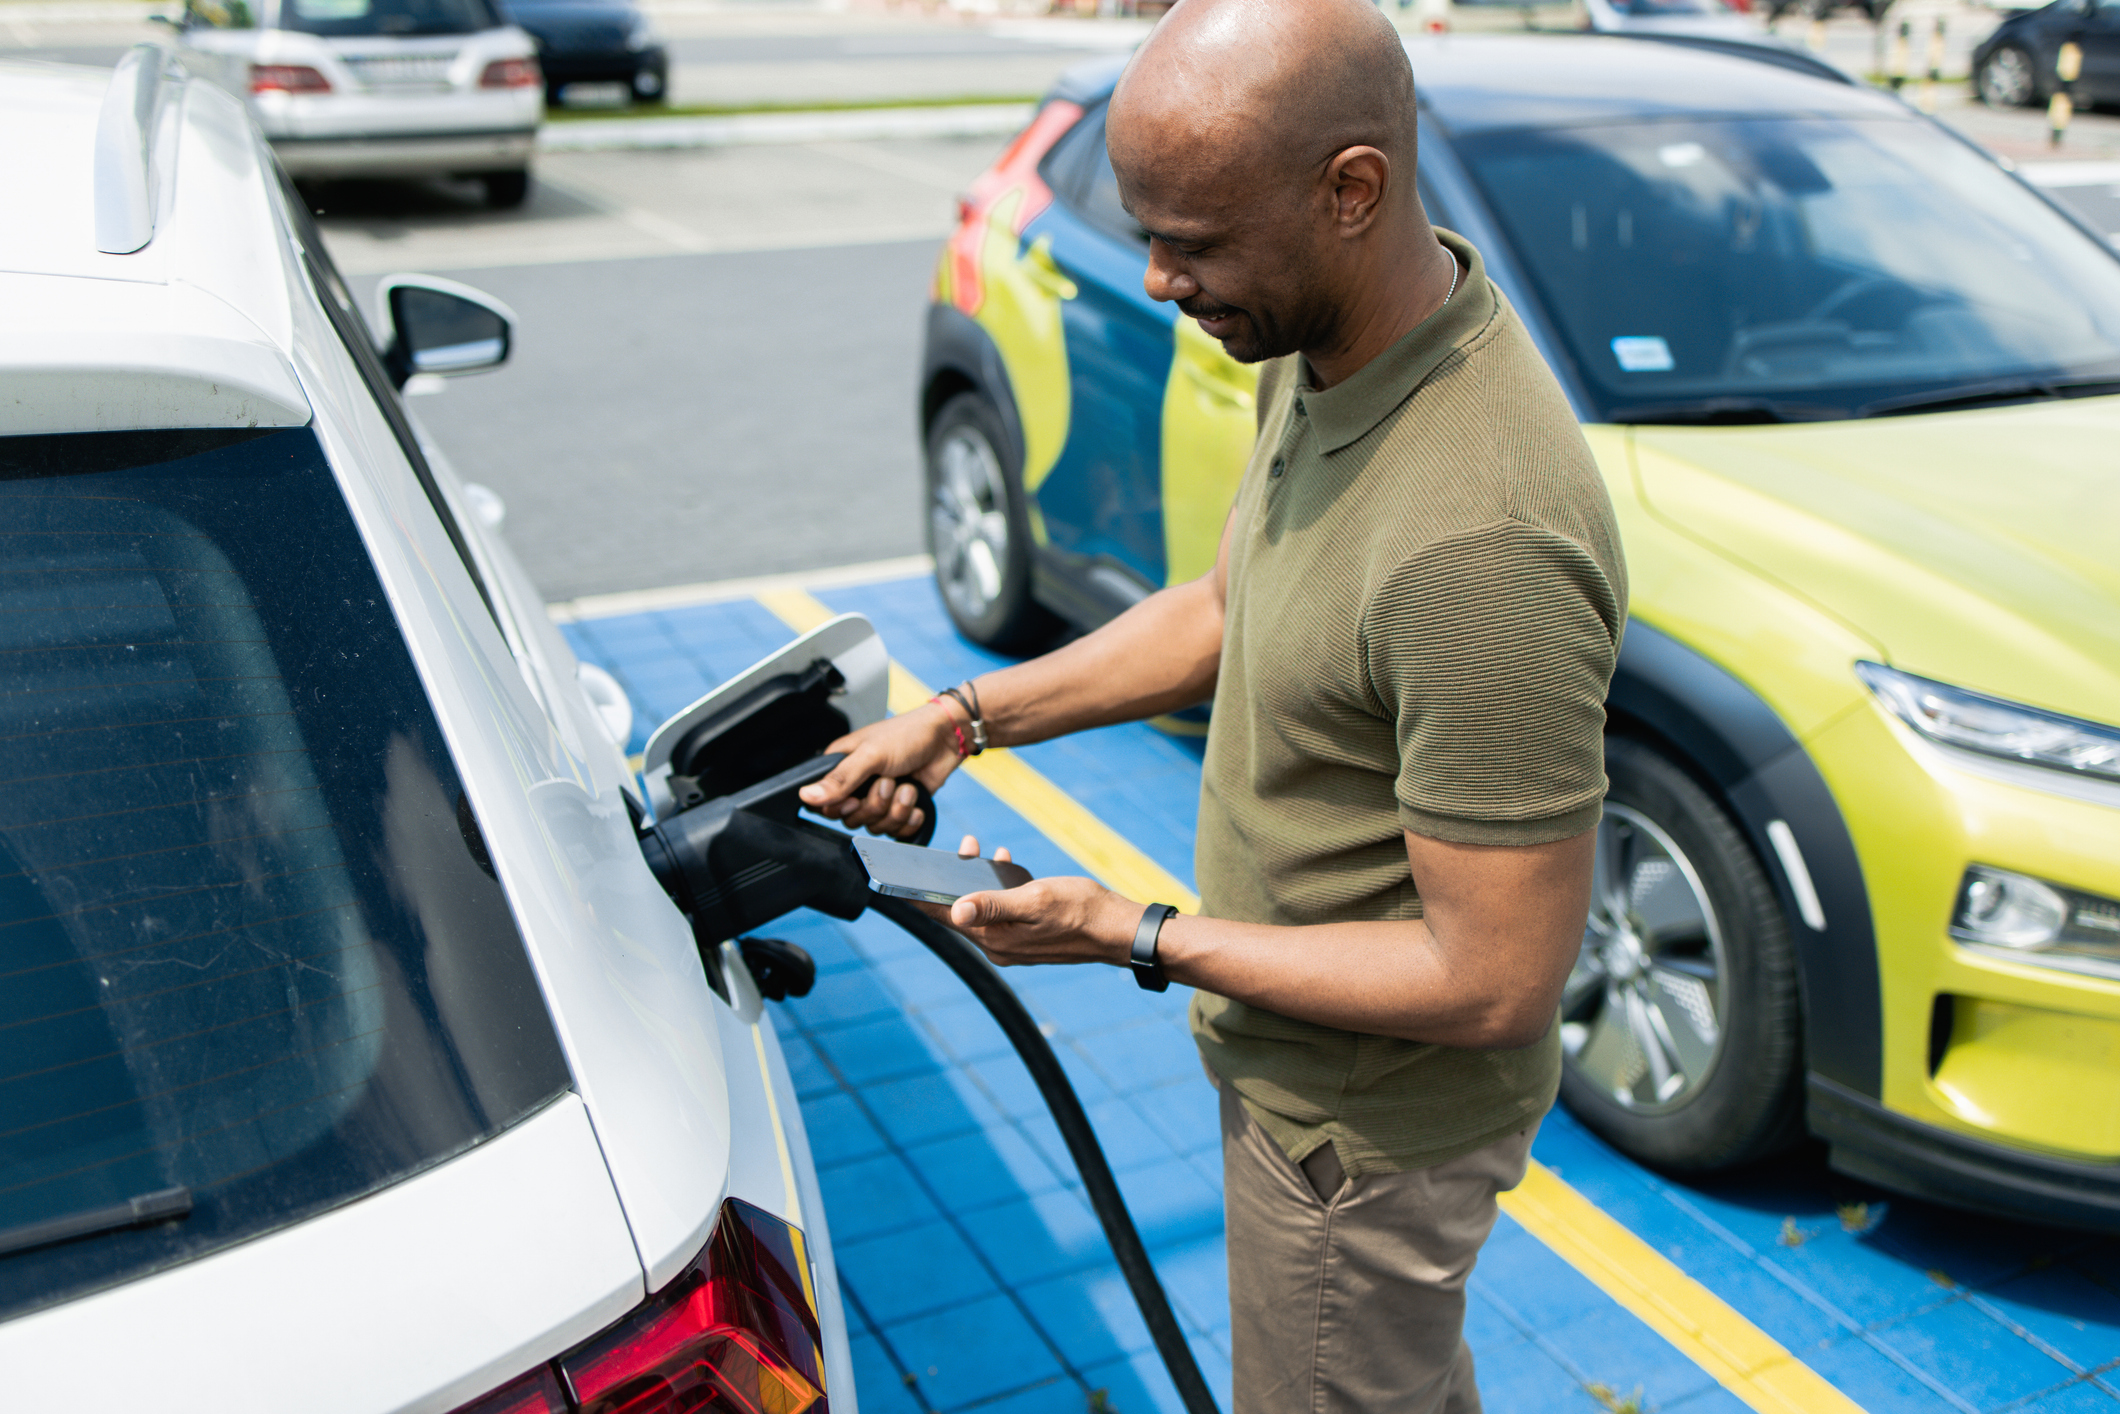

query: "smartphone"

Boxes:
[853, 835, 1032, 905]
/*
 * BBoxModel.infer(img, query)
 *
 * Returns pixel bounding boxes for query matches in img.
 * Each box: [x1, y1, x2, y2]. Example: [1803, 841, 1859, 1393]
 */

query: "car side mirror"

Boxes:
[376, 273, 517, 390]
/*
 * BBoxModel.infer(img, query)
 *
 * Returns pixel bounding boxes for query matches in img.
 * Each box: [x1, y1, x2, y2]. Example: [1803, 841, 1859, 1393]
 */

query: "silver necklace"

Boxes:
[1440, 248, 1460, 307]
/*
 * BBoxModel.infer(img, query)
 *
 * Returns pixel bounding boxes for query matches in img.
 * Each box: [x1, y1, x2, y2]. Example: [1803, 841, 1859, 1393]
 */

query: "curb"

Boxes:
[538, 101, 1034, 150]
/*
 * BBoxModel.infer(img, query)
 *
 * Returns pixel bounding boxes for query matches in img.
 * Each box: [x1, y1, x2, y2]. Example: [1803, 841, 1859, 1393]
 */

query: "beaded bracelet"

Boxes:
[929, 695, 972, 759]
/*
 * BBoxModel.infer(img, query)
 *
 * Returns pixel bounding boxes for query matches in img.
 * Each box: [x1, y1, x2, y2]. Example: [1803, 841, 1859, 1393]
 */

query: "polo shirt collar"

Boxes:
[1298, 229, 1492, 455]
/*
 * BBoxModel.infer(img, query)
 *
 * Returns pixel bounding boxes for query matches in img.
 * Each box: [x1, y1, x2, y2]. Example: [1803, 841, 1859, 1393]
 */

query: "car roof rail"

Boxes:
[95, 44, 183, 254]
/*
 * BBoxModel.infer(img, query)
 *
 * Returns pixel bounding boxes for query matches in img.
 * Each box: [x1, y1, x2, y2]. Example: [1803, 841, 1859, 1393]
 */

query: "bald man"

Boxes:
[802, 1, 1626, 1407]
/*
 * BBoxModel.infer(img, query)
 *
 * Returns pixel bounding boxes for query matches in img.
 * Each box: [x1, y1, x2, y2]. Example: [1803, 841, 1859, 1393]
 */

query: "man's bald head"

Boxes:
[1109, 0, 1415, 190]
[1104, 0, 1442, 372]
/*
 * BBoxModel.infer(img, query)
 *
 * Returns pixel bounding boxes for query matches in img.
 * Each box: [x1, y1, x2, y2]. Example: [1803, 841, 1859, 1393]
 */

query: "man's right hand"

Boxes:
[797, 701, 965, 838]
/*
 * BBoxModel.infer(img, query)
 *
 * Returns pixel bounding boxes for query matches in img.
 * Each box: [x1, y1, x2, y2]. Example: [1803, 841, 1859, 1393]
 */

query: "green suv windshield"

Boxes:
[0, 426, 569, 1323]
[1457, 115, 2120, 422]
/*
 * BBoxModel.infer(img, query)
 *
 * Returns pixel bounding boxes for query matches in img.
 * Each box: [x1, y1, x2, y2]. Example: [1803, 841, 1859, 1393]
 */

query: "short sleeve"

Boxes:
[1362, 519, 1623, 847]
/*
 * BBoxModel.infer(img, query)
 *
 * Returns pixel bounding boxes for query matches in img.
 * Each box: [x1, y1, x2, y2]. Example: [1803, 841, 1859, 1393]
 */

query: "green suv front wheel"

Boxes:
[1558, 738, 1805, 1172]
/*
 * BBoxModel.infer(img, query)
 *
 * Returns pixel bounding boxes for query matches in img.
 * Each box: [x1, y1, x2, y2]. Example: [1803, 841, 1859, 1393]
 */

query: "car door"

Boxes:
[1026, 100, 1177, 621]
[2083, 0, 2120, 103]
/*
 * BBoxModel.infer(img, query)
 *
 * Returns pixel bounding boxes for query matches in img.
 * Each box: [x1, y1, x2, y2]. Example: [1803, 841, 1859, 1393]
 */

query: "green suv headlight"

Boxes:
[1953, 864, 2120, 978]
[1856, 662, 2120, 785]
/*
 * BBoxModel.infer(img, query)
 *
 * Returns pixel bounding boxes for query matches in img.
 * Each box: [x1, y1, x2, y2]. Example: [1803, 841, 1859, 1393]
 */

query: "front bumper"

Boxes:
[271, 128, 537, 177]
[1812, 1075, 2120, 1232]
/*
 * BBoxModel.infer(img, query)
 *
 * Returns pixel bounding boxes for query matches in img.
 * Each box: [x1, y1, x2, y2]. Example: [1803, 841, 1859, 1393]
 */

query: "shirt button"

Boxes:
[1269, 458, 1285, 478]
[1293, 397, 1307, 417]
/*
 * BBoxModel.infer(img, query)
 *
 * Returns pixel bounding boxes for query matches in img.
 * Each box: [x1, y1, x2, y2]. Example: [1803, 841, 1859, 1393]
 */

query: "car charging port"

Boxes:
[630, 681, 1220, 1414]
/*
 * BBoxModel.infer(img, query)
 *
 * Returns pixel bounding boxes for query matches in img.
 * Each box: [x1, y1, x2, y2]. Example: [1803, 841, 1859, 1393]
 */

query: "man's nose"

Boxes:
[1142, 240, 1196, 304]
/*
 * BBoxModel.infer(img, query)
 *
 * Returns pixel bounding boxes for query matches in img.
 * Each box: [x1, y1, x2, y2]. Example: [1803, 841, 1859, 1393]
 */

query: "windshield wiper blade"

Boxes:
[0, 1187, 191, 1260]
[1861, 376, 2120, 418]
[1606, 397, 1846, 425]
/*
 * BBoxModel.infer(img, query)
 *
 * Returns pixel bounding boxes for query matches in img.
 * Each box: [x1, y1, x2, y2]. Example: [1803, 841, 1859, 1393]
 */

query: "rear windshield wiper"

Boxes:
[1861, 376, 2120, 418]
[0, 1187, 191, 1260]
[1605, 397, 1847, 426]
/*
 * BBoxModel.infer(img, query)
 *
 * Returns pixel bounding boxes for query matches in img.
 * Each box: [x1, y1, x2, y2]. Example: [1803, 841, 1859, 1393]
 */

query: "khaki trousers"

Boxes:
[1219, 1083, 1537, 1414]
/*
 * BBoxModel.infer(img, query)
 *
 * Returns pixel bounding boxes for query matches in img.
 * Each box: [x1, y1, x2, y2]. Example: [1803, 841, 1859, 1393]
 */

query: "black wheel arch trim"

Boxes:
[1610, 620, 1882, 1098]
[922, 302, 1027, 474]
[1811, 1075, 2120, 1231]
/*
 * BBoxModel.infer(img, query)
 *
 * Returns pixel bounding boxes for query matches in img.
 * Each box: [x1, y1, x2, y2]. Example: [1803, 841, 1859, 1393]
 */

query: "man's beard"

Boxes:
[1182, 285, 1334, 366]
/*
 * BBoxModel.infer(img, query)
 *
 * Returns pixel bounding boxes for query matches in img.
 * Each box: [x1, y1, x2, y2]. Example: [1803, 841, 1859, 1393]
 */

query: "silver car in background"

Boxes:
[173, 0, 542, 207]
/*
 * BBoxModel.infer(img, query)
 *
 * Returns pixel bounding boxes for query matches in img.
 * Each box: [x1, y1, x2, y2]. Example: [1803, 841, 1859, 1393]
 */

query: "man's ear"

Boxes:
[1326, 146, 1390, 237]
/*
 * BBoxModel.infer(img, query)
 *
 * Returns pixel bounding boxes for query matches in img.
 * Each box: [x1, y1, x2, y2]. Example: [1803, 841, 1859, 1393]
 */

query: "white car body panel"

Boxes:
[0, 1095, 643, 1414]
[0, 57, 855, 1413]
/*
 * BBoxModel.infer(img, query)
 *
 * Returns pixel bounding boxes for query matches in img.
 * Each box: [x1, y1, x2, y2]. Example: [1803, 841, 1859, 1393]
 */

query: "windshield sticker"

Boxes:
[1611, 336, 1675, 373]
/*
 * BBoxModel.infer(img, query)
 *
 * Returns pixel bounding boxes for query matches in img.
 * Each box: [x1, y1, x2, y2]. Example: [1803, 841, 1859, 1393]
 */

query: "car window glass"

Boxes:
[182, 0, 255, 26]
[1458, 115, 2120, 420]
[1041, 103, 1148, 248]
[280, 0, 499, 36]
[0, 426, 570, 1324]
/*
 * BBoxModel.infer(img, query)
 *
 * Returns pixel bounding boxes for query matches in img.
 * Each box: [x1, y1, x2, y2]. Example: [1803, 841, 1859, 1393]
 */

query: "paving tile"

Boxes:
[849, 1330, 923, 1414]
[1112, 1156, 1225, 1251]
[1863, 1295, 2078, 1409]
[811, 1013, 946, 1088]
[1981, 1264, 2120, 1374]
[968, 1051, 1118, 1124]
[1471, 1337, 1609, 1414]
[1464, 1289, 1528, 1356]
[960, 1188, 1110, 1286]
[1535, 1301, 1721, 1410]
[2015, 1377, 2120, 1411]
[861, 1070, 1009, 1149]
[882, 1292, 1069, 1413]
[1017, 1262, 1155, 1365]
[1144, 1232, 1229, 1339]
[1800, 1331, 1981, 1412]
[1073, 1019, 1205, 1095]
[800, 1090, 890, 1168]
[784, 965, 904, 1030]
[816, 1153, 946, 1245]
[903, 1123, 1070, 1213]
[777, 1028, 840, 1100]
[954, 1376, 1089, 1414]
[837, 1218, 1001, 1326]
[914, 995, 1019, 1065]
[1659, 1383, 1758, 1413]
[1081, 1350, 1187, 1414]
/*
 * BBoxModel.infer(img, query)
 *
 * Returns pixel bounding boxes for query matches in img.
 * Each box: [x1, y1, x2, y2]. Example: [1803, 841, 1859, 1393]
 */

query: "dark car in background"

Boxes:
[498, 0, 665, 105]
[1974, 0, 2120, 107]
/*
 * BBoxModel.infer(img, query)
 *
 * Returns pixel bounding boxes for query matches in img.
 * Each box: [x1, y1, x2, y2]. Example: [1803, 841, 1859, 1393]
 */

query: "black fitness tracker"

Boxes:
[1131, 903, 1178, 992]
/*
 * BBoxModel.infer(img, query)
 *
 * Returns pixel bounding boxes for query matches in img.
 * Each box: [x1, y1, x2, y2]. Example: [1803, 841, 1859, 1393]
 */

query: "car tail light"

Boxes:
[481, 58, 542, 89]
[249, 64, 331, 93]
[446, 1200, 826, 1414]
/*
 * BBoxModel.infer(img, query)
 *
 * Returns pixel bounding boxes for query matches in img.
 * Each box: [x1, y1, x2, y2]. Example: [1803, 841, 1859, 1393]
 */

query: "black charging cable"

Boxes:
[867, 892, 1222, 1414]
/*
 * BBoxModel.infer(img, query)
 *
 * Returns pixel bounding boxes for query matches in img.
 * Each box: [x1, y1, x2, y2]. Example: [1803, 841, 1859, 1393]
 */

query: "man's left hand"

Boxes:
[936, 835, 1140, 968]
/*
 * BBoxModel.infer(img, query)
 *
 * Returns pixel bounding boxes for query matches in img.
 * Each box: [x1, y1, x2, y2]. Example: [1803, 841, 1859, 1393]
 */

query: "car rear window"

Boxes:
[279, 0, 500, 37]
[0, 426, 570, 1323]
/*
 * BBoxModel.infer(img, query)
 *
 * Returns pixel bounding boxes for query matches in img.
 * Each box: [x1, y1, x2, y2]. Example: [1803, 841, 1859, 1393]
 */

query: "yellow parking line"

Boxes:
[753, 586, 1862, 1414]
[1503, 1165, 1866, 1414]
[755, 589, 1198, 911]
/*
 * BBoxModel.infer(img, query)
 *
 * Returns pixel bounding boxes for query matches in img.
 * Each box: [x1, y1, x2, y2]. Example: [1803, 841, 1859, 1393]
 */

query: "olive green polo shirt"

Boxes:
[1190, 229, 1628, 1177]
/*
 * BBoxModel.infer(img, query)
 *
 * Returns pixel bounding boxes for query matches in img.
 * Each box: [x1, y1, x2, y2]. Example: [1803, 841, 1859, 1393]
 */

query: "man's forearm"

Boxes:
[975, 575, 1223, 747]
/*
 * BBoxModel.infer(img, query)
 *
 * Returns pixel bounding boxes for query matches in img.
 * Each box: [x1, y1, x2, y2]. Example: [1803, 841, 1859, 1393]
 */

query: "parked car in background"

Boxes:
[172, 0, 542, 208]
[1973, 0, 2120, 108]
[922, 36, 2120, 1231]
[1583, 0, 1762, 39]
[0, 51, 854, 1413]
[498, 0, 666, 106]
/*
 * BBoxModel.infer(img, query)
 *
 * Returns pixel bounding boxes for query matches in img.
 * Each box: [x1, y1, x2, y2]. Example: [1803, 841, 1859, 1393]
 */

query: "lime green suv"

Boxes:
[918, 35, 2120, 1224]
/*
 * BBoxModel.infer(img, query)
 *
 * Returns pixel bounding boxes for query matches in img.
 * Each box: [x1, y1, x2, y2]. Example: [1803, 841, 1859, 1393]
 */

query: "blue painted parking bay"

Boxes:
[556, 568, 2120, 1414]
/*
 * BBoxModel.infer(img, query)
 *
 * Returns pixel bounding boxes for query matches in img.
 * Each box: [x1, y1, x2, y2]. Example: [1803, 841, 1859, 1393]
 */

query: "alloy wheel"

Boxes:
[1980, 47, 2035, 108]
[930, 424, 1013, 625]
[1562, 804, 1730, 1113]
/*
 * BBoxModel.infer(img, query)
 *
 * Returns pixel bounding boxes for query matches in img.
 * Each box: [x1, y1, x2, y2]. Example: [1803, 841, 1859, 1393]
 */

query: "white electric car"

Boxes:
[171, 0, 542, 208]
[0, 50, 861, 1414]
